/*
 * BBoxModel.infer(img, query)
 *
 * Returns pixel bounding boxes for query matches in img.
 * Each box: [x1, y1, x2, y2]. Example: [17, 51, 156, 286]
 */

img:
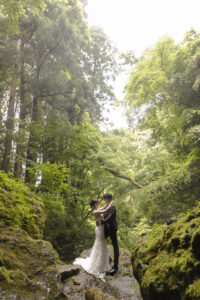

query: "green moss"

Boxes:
[191, 230, 200, 258]
[0, 227, 62, 299]
[0, 267, 12, 283]
[185, 279, 200, 299]
[0, 172, 65, 298]
[141, 250, 195, 292]
[0, 171, 44, 238]
[132, 202, 200, 300]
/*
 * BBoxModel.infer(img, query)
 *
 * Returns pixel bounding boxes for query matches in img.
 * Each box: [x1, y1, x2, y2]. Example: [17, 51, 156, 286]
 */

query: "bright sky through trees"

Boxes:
[86, 0, 200, 129]
[86, 0, 200, 54]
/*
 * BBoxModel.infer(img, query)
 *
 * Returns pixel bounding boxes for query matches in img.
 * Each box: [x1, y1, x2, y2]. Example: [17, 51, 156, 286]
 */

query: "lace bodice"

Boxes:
[96, 215, 103, 227]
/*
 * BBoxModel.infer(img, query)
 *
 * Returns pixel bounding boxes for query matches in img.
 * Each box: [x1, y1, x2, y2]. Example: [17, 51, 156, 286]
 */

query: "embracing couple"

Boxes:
[74, 193, 119, 278]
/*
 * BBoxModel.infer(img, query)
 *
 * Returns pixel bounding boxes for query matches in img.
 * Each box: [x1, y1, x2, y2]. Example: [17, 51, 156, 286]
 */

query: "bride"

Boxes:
[73, 198, 113, 278]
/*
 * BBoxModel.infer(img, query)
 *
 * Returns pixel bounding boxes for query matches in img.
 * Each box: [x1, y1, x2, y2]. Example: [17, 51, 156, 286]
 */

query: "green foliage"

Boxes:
[28, 116, 103, 261]
[0, 171, 44, 238]
[119, 218, 152, 250]
[40, 192, 94, 261]
[34, 163, 69, 193]
[125, 36, 178, 111]
[120, 29, 200, 226]
[0, 0, 48, 33]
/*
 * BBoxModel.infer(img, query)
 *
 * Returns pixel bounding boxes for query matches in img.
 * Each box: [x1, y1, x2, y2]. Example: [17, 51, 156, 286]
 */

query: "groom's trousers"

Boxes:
[106, 231, 119, 268]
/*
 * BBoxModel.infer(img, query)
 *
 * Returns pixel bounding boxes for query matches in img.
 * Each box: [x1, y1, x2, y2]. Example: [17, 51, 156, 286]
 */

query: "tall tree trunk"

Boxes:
[25, 95, 38, 183]
[14, 57, 26, 178]
[1, 37, 21, 173]
[24, 38, 62, 183]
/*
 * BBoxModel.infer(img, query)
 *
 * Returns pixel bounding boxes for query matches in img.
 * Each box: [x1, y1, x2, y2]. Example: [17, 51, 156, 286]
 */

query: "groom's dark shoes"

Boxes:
[110, 266, 118, 276]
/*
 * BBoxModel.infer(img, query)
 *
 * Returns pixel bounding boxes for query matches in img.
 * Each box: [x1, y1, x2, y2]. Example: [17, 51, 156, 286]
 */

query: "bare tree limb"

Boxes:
[105, 167, 143, 189]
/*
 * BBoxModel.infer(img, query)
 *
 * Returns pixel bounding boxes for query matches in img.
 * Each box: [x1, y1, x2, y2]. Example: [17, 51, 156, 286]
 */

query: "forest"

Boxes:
[1, 0, 200, 266]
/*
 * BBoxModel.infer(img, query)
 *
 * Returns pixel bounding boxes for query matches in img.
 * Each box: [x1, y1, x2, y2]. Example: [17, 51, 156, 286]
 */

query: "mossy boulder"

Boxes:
[0, 171, 44, 238]
[185, 279, 200, 300]
[131, 203, 200, 300]
[0, 227, 66, 299]
[0, 172, 69, 299]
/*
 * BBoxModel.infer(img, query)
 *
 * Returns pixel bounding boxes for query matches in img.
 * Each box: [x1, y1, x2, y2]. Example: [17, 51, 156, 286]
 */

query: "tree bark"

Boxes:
[25, 95, 38, 183]
[1, 37, 21, 173]
[14, 57, 26, 178]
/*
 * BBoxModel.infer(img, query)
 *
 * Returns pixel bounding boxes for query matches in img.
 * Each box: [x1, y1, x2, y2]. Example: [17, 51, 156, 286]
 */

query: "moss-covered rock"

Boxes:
[185, 279, 200, 300]
[131, 203, 200, 300]
[0, 227, 66, 299]
[0, 171, 44, 238]
[0, 172, 69, 298]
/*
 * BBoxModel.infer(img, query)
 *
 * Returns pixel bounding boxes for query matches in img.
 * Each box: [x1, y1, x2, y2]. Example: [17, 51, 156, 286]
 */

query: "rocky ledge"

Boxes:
[60, 245, 143, 300]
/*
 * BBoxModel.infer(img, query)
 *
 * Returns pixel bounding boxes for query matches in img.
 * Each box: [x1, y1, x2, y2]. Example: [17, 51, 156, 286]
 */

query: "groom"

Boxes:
[101, 193, 119, 275]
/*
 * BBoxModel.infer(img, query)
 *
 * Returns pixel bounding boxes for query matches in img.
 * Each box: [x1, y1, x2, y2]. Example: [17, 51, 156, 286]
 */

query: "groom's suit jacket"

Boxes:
[101, 204, 117, 237]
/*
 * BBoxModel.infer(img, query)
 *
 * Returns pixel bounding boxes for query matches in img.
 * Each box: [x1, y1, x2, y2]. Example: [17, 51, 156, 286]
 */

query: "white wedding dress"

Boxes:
[73, 216, 110, 278]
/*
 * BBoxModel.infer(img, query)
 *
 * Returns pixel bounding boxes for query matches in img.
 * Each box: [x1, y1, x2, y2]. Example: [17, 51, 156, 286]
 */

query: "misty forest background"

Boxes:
[1, 0, 200, 262]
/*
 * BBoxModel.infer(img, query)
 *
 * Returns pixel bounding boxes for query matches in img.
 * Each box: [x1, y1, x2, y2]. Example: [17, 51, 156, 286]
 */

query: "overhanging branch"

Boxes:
[105, 168, 143, 189]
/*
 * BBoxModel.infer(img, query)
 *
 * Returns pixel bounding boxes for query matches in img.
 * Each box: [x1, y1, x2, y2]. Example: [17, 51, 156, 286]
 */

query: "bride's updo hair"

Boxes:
[90, 198, 99, 209]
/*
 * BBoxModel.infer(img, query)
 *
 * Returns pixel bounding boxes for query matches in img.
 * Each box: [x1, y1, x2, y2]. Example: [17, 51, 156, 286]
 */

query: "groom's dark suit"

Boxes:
[101, 204, 119, 269]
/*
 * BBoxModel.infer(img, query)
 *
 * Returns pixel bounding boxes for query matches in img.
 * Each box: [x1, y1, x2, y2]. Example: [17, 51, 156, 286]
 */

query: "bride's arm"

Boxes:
[97, 204, 107, 211]
[92, 211, 101, 226]
[92, 210, 101, 217]
[95, 201, 113, 214]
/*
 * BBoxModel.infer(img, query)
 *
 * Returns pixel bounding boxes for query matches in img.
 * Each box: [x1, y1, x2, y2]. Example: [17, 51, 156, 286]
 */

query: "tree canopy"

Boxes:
[1, 0, 200, 258]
